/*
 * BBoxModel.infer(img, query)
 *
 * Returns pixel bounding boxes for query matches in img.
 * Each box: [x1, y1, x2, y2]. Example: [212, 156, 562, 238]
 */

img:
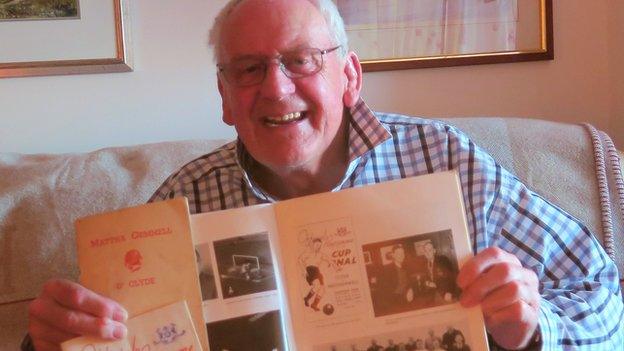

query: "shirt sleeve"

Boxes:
[446, 127, 624, 350]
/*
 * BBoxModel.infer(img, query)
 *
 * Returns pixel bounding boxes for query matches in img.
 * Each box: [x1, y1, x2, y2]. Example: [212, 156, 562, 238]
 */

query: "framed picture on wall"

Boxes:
[0, 0, 132, 78]
[334, 0, 553, 72]
[0, 0, 80, 21]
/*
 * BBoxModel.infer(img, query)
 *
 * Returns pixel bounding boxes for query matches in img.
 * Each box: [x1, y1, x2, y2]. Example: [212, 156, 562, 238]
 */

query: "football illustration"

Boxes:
[322, 303, 334, 315]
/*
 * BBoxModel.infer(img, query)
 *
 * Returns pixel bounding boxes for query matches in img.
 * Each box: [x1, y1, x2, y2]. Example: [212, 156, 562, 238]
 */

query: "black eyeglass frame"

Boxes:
[217, 45, 342, 87]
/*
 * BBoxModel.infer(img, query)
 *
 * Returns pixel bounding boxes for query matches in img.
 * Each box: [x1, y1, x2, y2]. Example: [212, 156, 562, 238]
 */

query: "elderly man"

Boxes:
[26, 0, 623, 350]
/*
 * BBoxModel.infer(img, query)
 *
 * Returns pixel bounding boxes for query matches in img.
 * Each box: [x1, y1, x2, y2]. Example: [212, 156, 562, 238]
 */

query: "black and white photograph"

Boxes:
[195, 243, 218, 301]
[213, 232, 277, 299]
[314, 322, 473, 351]
[362, 230, 459, 317]
[0, 0, 79, 21]
[206, 310, 285, 351]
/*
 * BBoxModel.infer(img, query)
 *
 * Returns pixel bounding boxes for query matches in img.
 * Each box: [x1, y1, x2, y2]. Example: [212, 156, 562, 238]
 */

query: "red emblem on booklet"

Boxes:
[124, 249, 143, 272]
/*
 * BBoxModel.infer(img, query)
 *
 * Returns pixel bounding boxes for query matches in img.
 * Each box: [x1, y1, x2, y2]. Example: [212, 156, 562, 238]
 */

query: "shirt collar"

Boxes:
[235, 139, 275, 202]
[346, 97, 392, 162]
[236, 98, 391, 201]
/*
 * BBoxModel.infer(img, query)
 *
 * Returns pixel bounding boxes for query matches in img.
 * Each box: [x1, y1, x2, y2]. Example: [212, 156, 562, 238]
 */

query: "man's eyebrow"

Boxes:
[228, 53, 265, 61]
[288, 43, 326, 52]
[289, 43, 311, 50]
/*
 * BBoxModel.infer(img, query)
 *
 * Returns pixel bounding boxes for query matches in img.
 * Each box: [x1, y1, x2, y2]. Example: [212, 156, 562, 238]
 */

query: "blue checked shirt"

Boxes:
[150, 98, 623, 350]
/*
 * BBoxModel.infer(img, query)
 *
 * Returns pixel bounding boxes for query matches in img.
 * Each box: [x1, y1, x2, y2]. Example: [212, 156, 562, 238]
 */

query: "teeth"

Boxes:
[265, 112, 303, 124]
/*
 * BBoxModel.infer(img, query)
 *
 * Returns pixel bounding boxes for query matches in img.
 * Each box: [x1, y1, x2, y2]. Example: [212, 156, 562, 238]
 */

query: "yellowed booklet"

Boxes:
[61, 300, 201, 351]
[75, 197, 208, 350]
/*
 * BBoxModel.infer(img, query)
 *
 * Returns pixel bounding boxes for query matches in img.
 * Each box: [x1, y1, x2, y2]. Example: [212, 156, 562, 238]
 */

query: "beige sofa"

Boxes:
[1, 118, 622, 350]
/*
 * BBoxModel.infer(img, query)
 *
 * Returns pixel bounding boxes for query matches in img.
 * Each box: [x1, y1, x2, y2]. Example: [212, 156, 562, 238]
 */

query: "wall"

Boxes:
[0, 1, 233, 154]
[0, 0, 621, 154]
[609, 1, 624, 148]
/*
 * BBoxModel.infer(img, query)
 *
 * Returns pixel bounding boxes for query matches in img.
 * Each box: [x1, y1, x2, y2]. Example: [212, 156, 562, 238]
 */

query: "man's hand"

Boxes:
[28, 279, 128, 351]
[457, 247, 540, 350]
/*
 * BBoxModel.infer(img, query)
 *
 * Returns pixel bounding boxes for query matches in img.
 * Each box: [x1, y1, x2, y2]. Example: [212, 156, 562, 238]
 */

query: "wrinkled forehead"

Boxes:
[219, 0, 334, 61]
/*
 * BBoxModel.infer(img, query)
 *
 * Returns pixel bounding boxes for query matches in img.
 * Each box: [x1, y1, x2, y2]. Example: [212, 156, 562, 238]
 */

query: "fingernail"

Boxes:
[113, 308, 128, 322]
[112, 322, 127, 339]
[102, 318, 127, 339]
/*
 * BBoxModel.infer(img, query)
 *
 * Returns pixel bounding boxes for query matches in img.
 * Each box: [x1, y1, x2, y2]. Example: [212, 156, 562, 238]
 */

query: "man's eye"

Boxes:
[292, 57, 309, 65]
[240, 64, 261, 74]
[286, 55, 311, 66]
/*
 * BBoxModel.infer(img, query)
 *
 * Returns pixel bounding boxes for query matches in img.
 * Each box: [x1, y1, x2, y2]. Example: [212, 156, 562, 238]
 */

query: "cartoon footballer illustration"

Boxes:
[298, 230, 335, 312]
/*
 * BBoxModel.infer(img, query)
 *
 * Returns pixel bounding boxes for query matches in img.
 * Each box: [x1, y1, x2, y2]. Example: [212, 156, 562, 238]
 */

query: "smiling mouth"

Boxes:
[264, 111, 306, 127]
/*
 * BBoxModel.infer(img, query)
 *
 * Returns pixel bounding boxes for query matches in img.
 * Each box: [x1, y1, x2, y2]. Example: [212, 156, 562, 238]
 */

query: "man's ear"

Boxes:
[218, 77, 234, 126]
[342, 51, 363, 108]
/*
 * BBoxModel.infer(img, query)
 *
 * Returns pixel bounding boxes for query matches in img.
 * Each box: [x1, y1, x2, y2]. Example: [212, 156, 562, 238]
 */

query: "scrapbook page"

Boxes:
[275, 171, 488, 351]
[190, 171, 489, 350]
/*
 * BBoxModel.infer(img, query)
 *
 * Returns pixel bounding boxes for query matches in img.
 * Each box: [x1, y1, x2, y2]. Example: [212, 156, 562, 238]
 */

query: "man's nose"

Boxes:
[259, 61, 296, 100]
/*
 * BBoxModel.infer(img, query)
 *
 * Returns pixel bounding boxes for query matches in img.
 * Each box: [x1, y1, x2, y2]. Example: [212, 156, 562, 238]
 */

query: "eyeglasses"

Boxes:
[217, 45, 341, 87]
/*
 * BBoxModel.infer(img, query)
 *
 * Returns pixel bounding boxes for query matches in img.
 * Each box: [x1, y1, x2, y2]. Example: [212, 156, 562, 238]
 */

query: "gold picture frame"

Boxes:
[337, 0, 553, 72]
[0, 0, 132, 78]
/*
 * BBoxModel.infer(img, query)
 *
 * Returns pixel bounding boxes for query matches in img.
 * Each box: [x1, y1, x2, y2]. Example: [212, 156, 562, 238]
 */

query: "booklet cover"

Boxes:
[75, 197, 208, 350]
[191, 170, 489, 351]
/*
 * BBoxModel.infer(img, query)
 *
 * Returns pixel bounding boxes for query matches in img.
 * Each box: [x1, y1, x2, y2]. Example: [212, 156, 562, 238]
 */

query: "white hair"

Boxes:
[208, 0, 349, 63]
